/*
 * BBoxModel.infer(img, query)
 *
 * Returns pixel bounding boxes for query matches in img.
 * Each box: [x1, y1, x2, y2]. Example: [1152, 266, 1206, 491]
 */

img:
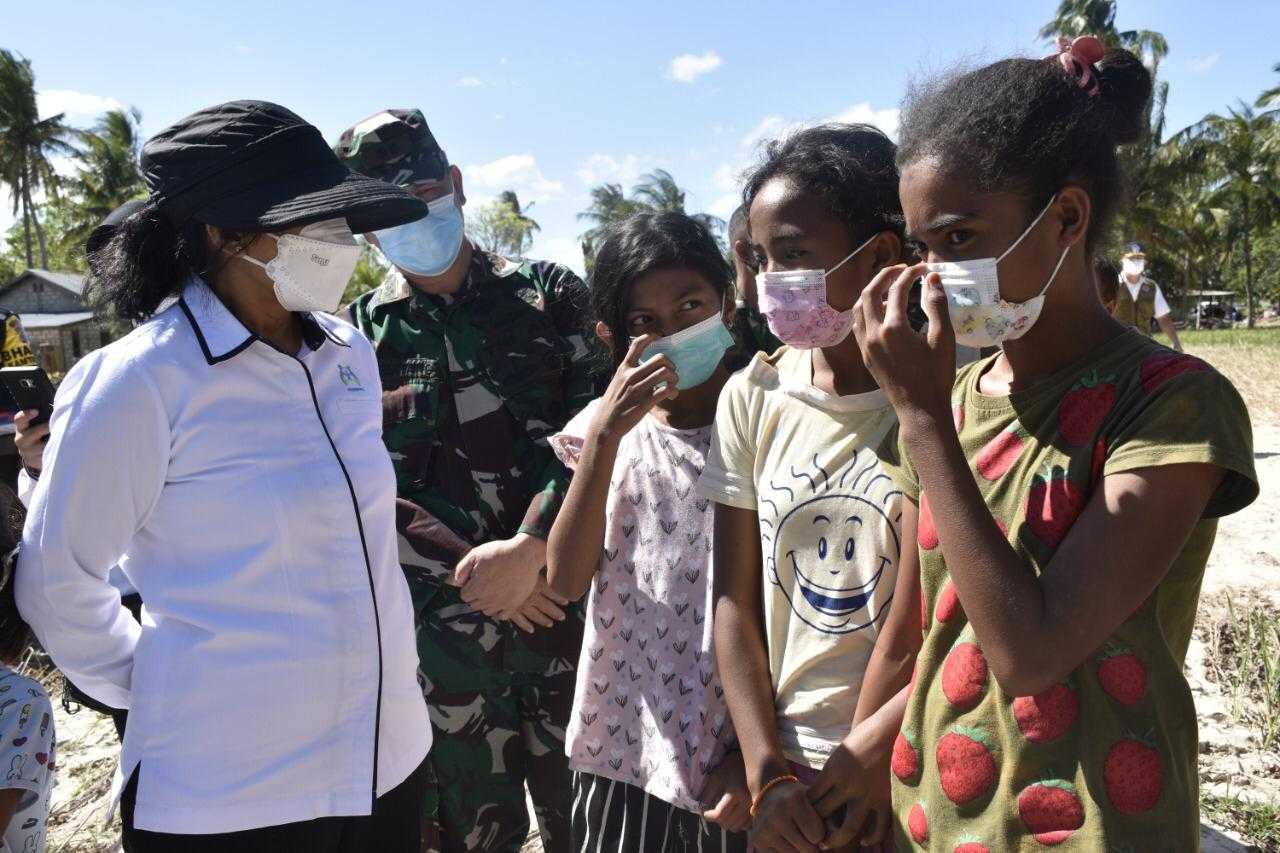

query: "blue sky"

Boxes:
[5, 0, 1277, 275]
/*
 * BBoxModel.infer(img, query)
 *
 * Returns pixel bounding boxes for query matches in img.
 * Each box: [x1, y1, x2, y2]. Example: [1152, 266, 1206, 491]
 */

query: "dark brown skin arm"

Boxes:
[857, 265, 1225, 696]
[1157, 314, 1184, 352]
[903, 421, 1220, 695]
[711, 502, 794, 794]
[852, 498, 923, 724]
[0, 788, 22, 837]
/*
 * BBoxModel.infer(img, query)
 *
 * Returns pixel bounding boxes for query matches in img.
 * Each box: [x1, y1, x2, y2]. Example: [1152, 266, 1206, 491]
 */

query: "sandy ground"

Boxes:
[1195, 420, 1280, 853]
[41, 368, 1280, 853]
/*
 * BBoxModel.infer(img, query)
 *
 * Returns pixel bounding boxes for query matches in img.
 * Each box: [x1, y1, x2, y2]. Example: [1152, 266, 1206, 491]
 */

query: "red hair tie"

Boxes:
[1053, 35, 1105, 97]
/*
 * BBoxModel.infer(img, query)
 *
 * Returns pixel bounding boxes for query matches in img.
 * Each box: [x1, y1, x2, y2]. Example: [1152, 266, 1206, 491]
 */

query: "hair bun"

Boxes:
[1095, 47, 1153, 145]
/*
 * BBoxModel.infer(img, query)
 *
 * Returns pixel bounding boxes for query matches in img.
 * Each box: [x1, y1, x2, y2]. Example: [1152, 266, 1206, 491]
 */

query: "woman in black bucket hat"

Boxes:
[14, 101, 434, 852]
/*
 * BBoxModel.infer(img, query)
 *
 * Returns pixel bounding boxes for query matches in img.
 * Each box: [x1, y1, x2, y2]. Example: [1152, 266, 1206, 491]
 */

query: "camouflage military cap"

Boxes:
[334, 108, 449, 186]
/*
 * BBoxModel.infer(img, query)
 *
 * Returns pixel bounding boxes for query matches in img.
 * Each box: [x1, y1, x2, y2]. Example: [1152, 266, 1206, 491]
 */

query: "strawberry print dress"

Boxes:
[886, 331, 1258, 850]
[551, 401, 735, 812]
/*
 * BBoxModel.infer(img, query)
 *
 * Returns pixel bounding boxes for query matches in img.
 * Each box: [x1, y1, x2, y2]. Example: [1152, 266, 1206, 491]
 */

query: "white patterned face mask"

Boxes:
[238, 218, 360, 313]
[927, 196, 1069, 349]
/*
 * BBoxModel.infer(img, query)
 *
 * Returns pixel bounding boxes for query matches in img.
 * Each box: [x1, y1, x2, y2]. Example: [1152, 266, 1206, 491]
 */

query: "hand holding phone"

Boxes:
[0, 366, 55, 429]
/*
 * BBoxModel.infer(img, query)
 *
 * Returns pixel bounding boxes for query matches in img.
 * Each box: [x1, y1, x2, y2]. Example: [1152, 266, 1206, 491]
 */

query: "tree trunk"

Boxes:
[1242, 195, 1255, 329]
[31, 199, 49, 270]
[18, 158, 33, 268]
[19, 169, 48, 269]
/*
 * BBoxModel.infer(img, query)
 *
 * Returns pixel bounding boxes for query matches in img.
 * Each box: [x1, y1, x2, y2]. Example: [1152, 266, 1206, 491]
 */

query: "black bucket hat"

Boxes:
[141, 100, 428, 234]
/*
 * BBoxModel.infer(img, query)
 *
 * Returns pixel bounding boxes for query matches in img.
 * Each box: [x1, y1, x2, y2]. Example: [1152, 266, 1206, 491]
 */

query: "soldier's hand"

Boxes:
[454, 534, 546, 617]
[505, 576, 569, 633]
[14, 410, 49, 473]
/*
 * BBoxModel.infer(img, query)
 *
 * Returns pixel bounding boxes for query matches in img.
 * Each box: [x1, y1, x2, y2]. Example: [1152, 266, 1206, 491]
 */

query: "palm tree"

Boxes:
[578, 172, 724, 264]
[0, 49, 78, 268]
[1038, 0, 1168, 71]
[577, 182, 642, 258]
[67, 107, 146, 245]
[632, 169, 686, 213]
[1172, 104, 1280, 327]
[633, 169, 725, 236]
[471, 190, 541, 256]
[1257, 62, 1280, 111]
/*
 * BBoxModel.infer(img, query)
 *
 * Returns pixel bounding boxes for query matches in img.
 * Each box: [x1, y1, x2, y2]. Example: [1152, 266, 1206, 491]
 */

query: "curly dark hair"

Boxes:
[741, 123, 904, 247]
[896, 47, 1153, 249]
[88, 201, 256, 322]
[589, 211, 732, 365]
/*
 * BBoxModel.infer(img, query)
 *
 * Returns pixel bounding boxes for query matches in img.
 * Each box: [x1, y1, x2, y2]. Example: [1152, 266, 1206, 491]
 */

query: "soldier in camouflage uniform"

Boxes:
[336, 109, 594, 853]
[725, 204, 780, 371]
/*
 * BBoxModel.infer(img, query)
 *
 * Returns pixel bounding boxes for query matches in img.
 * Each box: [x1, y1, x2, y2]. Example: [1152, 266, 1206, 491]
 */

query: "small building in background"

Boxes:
[0, 269, 109, 378]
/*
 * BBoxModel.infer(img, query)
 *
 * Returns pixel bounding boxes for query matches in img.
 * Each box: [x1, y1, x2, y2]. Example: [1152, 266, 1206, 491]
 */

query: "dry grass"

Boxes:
[1200, 592, 1280, 754]
[1178, 327, 1280, 423]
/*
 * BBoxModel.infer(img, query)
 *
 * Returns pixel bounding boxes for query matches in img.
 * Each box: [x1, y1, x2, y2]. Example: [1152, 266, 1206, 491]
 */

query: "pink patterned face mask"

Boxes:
[756, 232, 877, 349]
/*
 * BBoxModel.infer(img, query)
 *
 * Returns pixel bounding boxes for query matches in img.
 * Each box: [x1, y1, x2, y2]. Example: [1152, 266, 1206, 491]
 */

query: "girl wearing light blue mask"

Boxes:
[545, 212, 751, 852]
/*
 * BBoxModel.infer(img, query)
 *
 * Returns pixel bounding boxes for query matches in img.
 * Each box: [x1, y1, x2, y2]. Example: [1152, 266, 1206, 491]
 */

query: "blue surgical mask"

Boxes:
[641, 312, 734, 390]
[374, 192, 465, 276]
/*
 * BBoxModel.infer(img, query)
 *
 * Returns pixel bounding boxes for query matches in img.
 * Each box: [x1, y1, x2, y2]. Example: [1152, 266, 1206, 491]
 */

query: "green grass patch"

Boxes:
[1179, 326, 1280, 352]
[1201, 791, 1280, 851]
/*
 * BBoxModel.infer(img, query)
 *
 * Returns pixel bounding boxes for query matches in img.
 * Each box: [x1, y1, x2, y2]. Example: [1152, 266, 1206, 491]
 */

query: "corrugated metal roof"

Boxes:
[20, 312, 95, 328]
[1, 269, 87, 298]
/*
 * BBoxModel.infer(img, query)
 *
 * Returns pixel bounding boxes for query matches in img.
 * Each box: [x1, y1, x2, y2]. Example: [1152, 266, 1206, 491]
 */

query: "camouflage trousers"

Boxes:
[416, 583, 583, 853]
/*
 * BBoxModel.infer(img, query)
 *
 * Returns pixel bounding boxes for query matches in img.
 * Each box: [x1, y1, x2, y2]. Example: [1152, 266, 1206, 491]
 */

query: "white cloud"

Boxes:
[36, 89, 124, 122]
[234, 44, 252, 54]
[740, 114, 803, 149]
[1188, 52, 1221, 73]
[708, 192, 741, 221]
[457, 76, 486, 88]
[463, 154, 564, 203]
[666, 51, 723, 84]
[740, 102, 901, 151]
[576, 153, 655, 186]
[828, 103, 901, 140]
[532, 235, 586, 278]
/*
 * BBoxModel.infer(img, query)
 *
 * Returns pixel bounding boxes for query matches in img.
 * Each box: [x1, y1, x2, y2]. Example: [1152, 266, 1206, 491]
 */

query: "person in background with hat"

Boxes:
[15, 100, 433, 851]
[336, 108, 594, 853]
[1113, 242, 1183, 351]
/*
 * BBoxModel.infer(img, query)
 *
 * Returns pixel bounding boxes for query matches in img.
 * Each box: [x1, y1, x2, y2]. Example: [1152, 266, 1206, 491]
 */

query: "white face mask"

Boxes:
[928, 196, 1069, 349]
[1121, 258, 1145, 278]
[237, 218, 361, 313]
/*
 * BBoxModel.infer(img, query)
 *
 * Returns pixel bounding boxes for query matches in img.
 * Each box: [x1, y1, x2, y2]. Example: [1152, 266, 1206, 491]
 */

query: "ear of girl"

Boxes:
[853, 43, 1258, 851]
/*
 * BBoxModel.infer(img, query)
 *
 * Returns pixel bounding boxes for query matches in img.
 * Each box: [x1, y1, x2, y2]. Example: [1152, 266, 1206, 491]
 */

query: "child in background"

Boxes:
[727, 204, 782, 370]
[851, 39, 1258, 849]
[0, 486, 55, 853]
[701, 124, 919, 852]
[547, 212, 750, 852]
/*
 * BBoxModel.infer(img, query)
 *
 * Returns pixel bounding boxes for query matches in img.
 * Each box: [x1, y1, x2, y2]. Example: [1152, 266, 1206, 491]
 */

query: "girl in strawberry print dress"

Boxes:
[848, 42, 1259, 851]
[547, 213, 749, 852]
[0, 488, 55, 853]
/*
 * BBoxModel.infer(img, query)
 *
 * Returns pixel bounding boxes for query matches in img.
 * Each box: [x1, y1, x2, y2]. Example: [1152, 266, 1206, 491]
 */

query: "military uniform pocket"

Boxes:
[378, 354, 442, 430]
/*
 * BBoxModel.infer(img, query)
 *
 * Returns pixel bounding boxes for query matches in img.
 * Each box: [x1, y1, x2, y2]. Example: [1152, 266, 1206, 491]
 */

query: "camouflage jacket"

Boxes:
[727, 303, 781, 372]
[350, 249, 596, 583]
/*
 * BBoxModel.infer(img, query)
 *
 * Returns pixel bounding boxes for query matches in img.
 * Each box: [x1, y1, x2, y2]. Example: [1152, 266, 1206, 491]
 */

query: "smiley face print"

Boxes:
[761, 449, 901, 636]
